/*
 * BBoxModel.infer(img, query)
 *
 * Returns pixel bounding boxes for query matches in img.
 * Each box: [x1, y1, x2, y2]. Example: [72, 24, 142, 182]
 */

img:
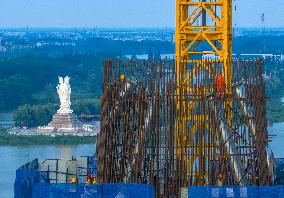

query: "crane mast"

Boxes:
[175, 0, 234, 186]
[176, 0, 232, 87]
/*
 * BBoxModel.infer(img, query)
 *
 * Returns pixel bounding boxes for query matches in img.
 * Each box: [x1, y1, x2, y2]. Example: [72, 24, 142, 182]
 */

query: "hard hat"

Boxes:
[87, 174, 94, 179]
[71, 177, 77, 183]
[120, 74, 125, 81]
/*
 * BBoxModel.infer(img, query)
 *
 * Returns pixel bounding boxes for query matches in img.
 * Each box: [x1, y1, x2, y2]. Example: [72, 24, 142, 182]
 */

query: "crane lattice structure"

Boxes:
[175, 0, 233, 186]
[174, 0, 271, 187]
[176, 0, 232, 77]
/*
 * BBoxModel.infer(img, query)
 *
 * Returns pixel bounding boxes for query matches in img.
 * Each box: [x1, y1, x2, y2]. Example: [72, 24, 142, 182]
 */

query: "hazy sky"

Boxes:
[0, 0, 283, 28]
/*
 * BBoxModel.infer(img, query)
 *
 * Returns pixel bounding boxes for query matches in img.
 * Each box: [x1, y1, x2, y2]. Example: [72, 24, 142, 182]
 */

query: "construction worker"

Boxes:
[217, 174, 223, 186]
[120, 74, 125, 82]
[92, 178, 97, 184]
[70, 177, 78, 184]
[214, 74, 226, 100]
[86, 173, 96, 184]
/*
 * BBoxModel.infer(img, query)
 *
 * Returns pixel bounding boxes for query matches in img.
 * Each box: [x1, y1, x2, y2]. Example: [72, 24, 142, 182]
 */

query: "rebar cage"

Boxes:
[97, 59, 273, 197]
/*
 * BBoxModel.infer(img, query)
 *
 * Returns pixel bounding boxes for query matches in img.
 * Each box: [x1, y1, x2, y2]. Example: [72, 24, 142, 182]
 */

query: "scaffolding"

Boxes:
[97, 59, 273, 196]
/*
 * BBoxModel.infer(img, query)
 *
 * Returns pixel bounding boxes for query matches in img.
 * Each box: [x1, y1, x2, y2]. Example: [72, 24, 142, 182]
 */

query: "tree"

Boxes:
[13, 104, 58, 128]
[72, 99, 100, 115]
[13, 105, 33, 127]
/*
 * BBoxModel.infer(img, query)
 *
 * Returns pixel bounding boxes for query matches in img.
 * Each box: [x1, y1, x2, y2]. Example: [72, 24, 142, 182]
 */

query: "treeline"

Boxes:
[1, 37, 174, 58]
[0, 52, 115, 111]
[264, 62, 284, 123]
[13, 99, 100, 128]
[76, 37, 174, 55]
[4, 35, 284, 58]
[233, 36, 284, 54]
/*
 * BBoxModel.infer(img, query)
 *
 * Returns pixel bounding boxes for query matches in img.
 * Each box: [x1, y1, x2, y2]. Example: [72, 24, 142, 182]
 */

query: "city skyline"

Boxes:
[0, 0, 283, 28]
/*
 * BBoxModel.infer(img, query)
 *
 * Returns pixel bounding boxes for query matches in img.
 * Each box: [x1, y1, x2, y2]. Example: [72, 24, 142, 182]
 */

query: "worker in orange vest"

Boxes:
[214, 74, 226, 100]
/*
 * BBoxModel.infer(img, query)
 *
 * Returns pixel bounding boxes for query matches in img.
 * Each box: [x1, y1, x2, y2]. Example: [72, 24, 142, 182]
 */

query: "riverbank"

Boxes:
[0, 130, 97, 146]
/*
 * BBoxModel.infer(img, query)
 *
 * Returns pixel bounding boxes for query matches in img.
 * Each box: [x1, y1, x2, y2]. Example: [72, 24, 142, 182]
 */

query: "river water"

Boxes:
[0, 123, 283, 198]
[0, 144, 96, 198]
[268, 122, 284, 158]
[0, 112, 14, 127]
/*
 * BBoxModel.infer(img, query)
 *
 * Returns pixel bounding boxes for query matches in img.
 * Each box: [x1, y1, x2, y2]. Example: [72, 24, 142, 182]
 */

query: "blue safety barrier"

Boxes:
[15, 157, 284, 198]
[14, 157, 155, 198]
[187, 186, 284, 198]
[31, 183, 154, 198]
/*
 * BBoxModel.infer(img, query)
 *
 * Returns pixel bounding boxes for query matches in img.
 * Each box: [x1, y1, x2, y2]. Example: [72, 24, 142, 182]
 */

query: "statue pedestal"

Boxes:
[57, 109, 73, 114]
[38, 112, 97, 136]
[47, 113, 80, 130]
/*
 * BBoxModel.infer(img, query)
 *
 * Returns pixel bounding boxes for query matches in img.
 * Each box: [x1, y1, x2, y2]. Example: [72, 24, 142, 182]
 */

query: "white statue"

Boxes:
[56, 76, 73, 114]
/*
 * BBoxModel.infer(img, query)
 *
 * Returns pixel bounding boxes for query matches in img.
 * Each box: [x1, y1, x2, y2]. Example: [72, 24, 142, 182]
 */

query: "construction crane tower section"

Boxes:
[176, 0, 232, 86]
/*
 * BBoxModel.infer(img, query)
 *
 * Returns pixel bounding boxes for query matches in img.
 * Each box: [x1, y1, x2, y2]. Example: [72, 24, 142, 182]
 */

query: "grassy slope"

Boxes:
[0, 130, 97, 146]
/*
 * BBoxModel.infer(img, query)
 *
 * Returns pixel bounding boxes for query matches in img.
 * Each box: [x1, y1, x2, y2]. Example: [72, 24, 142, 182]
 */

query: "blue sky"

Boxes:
[0, 0, 282, 28]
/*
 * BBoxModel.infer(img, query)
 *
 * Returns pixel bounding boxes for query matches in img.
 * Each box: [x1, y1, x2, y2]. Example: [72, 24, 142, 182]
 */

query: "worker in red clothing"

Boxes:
[86, 173, 97, 184]
[214, 74, 226, 100]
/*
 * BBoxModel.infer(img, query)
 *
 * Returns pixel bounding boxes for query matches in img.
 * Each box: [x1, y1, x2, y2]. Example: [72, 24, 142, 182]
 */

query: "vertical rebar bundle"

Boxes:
[97, 59, 273, 197]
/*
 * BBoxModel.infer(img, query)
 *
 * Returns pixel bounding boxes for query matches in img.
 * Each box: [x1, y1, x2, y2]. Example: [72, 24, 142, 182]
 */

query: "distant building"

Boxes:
[202, 52, 219, 60]
[262, 71, 271, 80]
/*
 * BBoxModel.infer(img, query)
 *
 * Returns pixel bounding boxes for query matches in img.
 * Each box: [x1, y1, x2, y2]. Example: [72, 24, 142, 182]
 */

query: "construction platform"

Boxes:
[14, 157, 284, 197]
[14, 156, 155, 198]
[97, 59, 274, 197]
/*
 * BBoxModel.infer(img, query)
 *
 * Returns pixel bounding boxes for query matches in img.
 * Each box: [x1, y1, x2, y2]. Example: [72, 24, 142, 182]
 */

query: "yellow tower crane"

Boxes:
[175, 0, 233, 186]
[176, 0, 232, 86]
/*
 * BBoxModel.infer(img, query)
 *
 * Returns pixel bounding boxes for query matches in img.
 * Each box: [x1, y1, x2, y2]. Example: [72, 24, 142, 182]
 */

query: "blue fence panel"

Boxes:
[102, 184, 154, 198]
[31, 184, 154, 198]
[32, 184, 102, 198]
[87, 156, 97, 177]
[188, 186, 210, 197]
[88, 156, 97, 169]
[15, 169, 39, 184]
[188, 186, 236, 198]
[187, 186, 284, 198]
[14, 169, 40, 198]
[279, 186, 284, 197]
[15, 157, 154, 198]
[259, 186, 278, 198]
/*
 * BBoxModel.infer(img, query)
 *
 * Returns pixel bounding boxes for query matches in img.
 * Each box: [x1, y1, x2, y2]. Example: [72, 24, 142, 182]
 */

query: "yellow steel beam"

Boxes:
[175, 0, 233, 186]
